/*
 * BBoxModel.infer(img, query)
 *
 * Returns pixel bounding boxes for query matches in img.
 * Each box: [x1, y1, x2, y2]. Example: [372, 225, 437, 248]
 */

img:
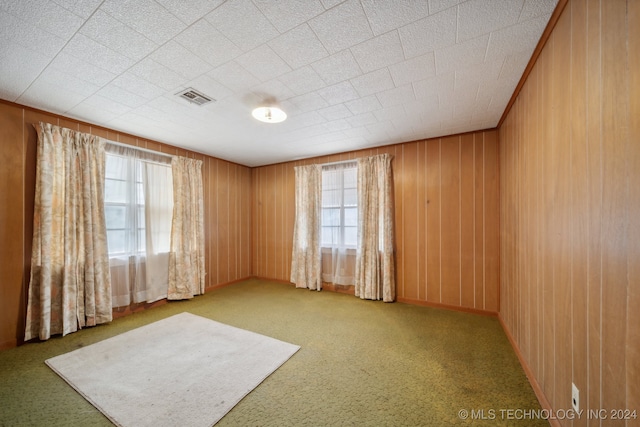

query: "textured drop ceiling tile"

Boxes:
[67, 102, 120, 124]
[0, 10, 67, 56]
[350, 31, 404, 74]
[373, 104, 406, 122]
[317, 104, 352, 121]
[49, 53, 117, 86]
[485, 14, 550, 62]
[97, 84, 149, 108]
[308, 0, 373, 54]
[74, 94, 132, 115]
[150, 41, 212, 80]
[288, 92, 329, 113]
[360, 0, 430, 36]
[207, 61, 261, 93]
[278, 66, 326, 96]
[0, 42, 51, 101]
[156, 0, 225, 25]
[235, 45, 292, 82]
[435, 34, 489, 75]
[316, 81, 359, 105]
[350, 68, 394, 97]
[398, 6, 457, 59]
[35, 67, 100, 98]
[111, 73, 166, 100]
[52, 0, 102, 19]
[80, 11, 158, 61]
[269, 24, 329, 69]
[250, 79, 295, 103]
[346, 112, 378, 127]
[311, 50, 362, 86]
[320, 0, 345, 10]
[345, 95, 382, 115]
[253, 0, 324, 33]
[18, 80, 87, 112]
[389, 52, 436, 86]
[520, 0, 558, 22]
[457, 0, 524, 42]
[3, 0, 84, 39]
[175, 19, 241, 68]
[283, 111, 326, 130]
[101, 0, 186, 45]
[64, 33, 136, 74]
[205, 0, 279, 51]
[375, 84, 415, 108]
[428, 0, 464, 15]
[413, 72, 455, 100]
[129, 58, 188, 91]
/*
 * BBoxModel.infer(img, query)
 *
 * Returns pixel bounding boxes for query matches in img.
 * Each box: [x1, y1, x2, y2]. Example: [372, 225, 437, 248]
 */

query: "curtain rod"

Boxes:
[320, 158, 358, 167]
[105, 139, 173, 159]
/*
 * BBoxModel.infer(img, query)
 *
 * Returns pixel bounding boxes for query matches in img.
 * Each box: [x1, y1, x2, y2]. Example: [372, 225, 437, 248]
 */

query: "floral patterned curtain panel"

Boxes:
[167, 157, 205, 300]
[25, 122, 112, 341]
[355, 154, 396, 302]
[290, 164, 322, 290]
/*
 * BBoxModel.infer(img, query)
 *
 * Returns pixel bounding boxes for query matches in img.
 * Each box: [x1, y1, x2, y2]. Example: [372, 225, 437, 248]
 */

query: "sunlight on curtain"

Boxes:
[355, 154, 395, 302]
[104, 144, 173, 307]
[290, 164, 322, 290]
[25, 122, 112, 341]
[168, 157, 205, 300]
[321, 162, 357, 286]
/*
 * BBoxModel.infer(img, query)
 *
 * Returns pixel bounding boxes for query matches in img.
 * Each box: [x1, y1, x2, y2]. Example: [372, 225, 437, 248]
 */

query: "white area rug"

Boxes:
[46, 312, 300, 427]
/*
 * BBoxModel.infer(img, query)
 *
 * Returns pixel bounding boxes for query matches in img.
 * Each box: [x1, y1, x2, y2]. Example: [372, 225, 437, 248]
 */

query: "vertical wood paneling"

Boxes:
[483, 131, 499, 312]
[460, 134, 474, 309]
[627, 0, 640, 417]
[499, 1, 638, 425]
[0, 103, 252, 349]
[426, 139, 442, 303]
[0, 103, 24, 350]
[569, 2, 589, 425]
[402, 142, 419, 300]
[474, 135, 485, 310]
[585, 0, 603, 417]
[600, 0, 628, 420]
[251, 130, 500, 312]
[440, 136, 461, 306]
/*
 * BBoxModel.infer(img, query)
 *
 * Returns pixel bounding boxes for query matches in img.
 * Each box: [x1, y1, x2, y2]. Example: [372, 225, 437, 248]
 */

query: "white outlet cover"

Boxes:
[572, 382, 580, 412]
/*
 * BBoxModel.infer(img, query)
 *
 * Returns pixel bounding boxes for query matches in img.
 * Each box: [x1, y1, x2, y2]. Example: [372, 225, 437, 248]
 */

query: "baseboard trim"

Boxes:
[498, 315, 560, 427]
[397, 297, 498, 317]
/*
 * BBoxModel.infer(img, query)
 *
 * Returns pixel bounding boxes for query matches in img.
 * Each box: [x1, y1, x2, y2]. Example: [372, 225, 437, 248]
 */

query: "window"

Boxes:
[321, 162, 358, 248]
[104, 153, 146, 256]
[104, 144, 173, 307]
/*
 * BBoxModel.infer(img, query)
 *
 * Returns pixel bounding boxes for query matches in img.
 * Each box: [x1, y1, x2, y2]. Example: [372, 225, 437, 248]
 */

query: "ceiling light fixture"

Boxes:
[252, 106, 287, 123]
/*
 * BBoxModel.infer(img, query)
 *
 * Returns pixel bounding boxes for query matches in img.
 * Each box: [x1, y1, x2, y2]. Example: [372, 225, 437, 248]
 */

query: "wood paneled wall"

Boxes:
[252, 130, 500, 313]
[0, 101, 252, 350]
[499, 0, 639, 424]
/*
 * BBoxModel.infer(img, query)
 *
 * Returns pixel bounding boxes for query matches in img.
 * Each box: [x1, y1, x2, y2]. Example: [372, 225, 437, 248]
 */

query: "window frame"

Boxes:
[320, 162, 358, 249]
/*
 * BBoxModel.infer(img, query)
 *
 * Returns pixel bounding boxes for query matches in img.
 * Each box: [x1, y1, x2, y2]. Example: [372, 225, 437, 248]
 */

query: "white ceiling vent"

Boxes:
[176, 88, 215, 106]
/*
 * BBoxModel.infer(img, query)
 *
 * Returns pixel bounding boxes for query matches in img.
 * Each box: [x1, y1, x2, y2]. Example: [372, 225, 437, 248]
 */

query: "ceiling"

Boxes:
[0, 0, 558, 167]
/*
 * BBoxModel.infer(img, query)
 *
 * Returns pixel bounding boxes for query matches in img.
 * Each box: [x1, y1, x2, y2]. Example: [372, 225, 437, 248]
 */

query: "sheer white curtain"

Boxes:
[355, 154, 396, 302]
[104, 144, 173, 307]
[290, 164, 322, 290]
[321, 162, 357, 286]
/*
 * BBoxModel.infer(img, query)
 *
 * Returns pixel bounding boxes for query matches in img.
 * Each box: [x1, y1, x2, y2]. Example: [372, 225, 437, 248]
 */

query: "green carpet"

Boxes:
[0, 279, 547, 426]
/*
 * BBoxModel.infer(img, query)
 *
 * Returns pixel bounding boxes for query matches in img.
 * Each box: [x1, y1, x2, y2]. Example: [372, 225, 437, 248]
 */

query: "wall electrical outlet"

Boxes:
[572, 383, 580, 412]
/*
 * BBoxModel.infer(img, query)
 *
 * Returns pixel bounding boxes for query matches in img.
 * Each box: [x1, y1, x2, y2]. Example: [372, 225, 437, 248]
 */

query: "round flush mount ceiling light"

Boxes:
[252, 106, 287, 123]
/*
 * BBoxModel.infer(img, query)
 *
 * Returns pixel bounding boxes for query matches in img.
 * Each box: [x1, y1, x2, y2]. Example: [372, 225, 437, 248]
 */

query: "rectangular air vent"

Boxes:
[176, 88, 215, 106]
